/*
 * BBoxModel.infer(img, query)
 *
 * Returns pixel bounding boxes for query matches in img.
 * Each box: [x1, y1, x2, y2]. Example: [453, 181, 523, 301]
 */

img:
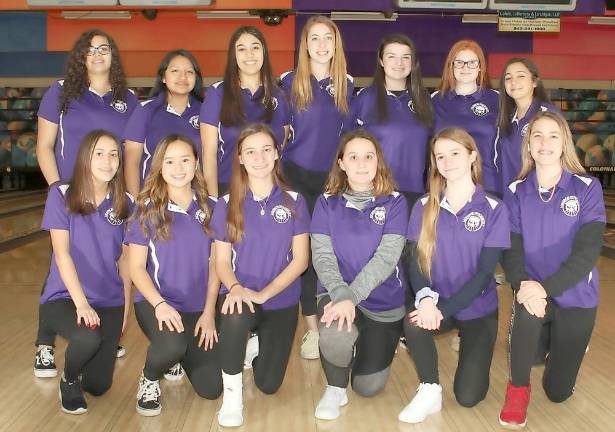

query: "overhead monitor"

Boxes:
[397, 0, 488, 9]
[119, 0, 213, 5]
[27, 0, 118, 5]
[489, 0, 576, 11]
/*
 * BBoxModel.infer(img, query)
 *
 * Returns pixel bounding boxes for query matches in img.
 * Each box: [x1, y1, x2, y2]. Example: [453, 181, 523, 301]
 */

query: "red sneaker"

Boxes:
[499, 382, 531, 429]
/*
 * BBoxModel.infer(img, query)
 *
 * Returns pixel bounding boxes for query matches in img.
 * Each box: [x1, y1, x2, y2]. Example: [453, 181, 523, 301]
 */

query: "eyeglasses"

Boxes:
[453, 59, 480, 69]
[86, 44, 111, 56]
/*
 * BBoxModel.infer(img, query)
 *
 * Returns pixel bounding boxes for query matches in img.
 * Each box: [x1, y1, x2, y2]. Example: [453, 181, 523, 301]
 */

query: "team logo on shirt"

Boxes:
[560, 196, 580, 217]
[264, 97, 279, 111]
[189, 115, 200, 130]
[325, 83, 336, 97]
[370, 206, 387, 225]
[195, 209, 208, 225]
[470, 102, 489, 117]
[408, 99, 416, 113]
[104, 208, 124, 226]
[521, 123, 530, 137]
[271, 205, 291, 223]
[111, 100, 128, 113]
[463, 211, 485, 232]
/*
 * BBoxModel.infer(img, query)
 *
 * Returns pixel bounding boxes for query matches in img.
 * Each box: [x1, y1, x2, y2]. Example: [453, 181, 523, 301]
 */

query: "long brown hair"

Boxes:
[59, 29, 128, 114]
[292, 15, 349, 113]
[135, 134, 211, 240]
[516, 110, 585, 181]
[226, 123, 290, 243]
[220, 26, 277, 126]
[437, 39, 490, 95]
[417, 128, 482, 280]
[324, 129, 395, 196]
[372, 33, 433, 127]
[66, 130, 128, 219]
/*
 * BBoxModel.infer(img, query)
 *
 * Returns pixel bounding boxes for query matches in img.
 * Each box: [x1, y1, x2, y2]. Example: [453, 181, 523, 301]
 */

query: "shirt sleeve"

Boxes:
[504, 186, 522, 234]
[41, 185, 69, 231]
[383, 194, 409, 236]
[200, 84, 223, 127]
[210, 198, 230, 242]
[123, 102, 149, 143]
[483, 200, 511, 248]
[406, 198, 425, 242]
[275, 87, 291, 126]
[579, 178, 606, 225]
[293, 193, 311, 235]
[124, 209, 149, 246]
[37, 81, 62, 124]
[310, 195, 331, 236]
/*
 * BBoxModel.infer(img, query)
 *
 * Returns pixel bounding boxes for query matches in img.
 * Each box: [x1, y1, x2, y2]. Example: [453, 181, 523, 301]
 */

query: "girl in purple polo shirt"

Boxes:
[279, 15, 353, 360]
[35, 130, 132, 415]
[124, 49, 204, 198]
[126, 135, 222, 417]
[499, 111, 605, 429]
[432, 39, 500, 195]
[210, 124, 309, 428]
[350, 33, 433, 208]
[399, 127, 510, 424]
[200, 26, 290, 197]
[310, 130, 409, 421]
[497, 57, 560, 189]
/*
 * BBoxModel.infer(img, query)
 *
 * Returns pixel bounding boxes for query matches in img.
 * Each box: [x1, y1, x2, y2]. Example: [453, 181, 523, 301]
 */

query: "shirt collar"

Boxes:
[439, 185, 484, 215]
[167, 192, 198, 214]
[247, 185, 281, 202]
[511, 99, 539, 124]
[528, 169, 572, 193]
[446, 87, 484, 101]
[88, 86, 112, 97]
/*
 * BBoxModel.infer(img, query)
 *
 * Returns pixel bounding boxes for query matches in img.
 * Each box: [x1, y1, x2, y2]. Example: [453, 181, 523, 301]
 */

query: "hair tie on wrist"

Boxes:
[154, 300, 166, 310]
[229, 282, 241, 290]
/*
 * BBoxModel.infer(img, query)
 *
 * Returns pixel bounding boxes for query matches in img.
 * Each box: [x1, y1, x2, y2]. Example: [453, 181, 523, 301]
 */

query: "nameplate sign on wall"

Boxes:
[498, 11, 560, 32]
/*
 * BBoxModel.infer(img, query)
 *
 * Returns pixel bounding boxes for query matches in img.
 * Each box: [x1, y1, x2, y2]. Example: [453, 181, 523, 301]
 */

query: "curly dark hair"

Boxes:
[59, 29, 128, 114]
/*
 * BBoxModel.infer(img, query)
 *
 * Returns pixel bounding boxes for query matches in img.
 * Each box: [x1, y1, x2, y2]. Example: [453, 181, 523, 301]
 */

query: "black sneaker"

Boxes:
[34, 346, 58, 378]
[59, 373, 87, 415]
[116, 345, 126, 358]
[136, 374, 161, 416]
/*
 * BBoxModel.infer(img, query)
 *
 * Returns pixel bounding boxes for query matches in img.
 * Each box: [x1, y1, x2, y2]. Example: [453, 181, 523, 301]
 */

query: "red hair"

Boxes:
[438, 39, 490, 94]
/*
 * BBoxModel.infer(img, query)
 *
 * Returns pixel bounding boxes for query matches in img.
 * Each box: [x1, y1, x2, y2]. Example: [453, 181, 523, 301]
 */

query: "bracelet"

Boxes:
[414, 288, 439, 309]
[154, 300, 167, 310]
[229, 282, 241, 291]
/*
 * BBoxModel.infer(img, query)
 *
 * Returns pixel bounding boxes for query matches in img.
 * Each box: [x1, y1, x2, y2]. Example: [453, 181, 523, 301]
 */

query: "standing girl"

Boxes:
[200, 26, 290, 196]
[279, 15, 353, 359]
[399, 127, 510, 424]
[310, 130, 409, 420]
[351, 33, 433, 207]
[499, 111, 605, 429]
[210, 124, 309, 427]
[126, 135, 222, 416]
[35, 130, 132, 414]
[432, 40, 500, 195]
[497, 57, 560, 189]
[124, 49, 204, 197]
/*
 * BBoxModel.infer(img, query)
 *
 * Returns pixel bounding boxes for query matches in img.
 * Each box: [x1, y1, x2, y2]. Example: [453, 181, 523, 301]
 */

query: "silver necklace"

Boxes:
[538, 185, 556, 203]
[255, 194, 271, 216]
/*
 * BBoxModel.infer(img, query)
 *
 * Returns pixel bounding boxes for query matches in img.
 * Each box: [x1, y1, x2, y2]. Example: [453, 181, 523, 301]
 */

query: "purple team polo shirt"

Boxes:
[279, 71, 354, 172]
[210, 187, 310, 310]
[506, 170, 605, 308]
[432, 88, 500, 194]
[311, 192, 409, 312]
[125, 196, 217, 313]
[199, 81, 290, 184]
[123, 92, 202, 183]
[500, 101, 560, 189]
[351, 86, 431, 194]
[37, 80, 138, 181]
[40, 184, 134, 308]
[407, 187, 510, 320]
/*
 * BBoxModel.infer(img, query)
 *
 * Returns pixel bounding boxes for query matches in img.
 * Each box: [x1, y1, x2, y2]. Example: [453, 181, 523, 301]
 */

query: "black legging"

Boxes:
[509, 298, 596, 403]
[135, 301, 222, 400]
[282, 159, 328, 317]
[216, 298, 298, 394]
[403, 309, 498, 408]
[36, 299, 123, 396]
[317, 296, 402, 397]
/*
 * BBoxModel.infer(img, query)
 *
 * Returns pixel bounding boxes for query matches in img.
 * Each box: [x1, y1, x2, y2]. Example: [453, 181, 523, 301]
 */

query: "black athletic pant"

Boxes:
[36, 299, 123, 395]
[403, 309, 498, 408]
[217, 298, 298, 395]
[317, 296, 402, 397]
[135, 301, 222, 399]
[509, 298, 596, 403]
[282, 159, 328, 316]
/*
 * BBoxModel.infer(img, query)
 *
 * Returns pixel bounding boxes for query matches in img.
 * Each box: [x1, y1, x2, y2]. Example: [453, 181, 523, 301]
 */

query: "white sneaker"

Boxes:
[398, 383, 442, 424]
[164, 363, 185, 381]
[314, 385, 348, 420]
[136, 373, 161, 417]
[244, 334, 259, 369]
[218, 372, 244, 427]
[450, 335, 460, 352]
[300, 330, 320, 360]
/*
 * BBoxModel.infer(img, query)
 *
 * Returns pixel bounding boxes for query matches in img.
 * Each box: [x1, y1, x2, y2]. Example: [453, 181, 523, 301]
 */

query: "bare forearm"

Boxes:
[37, 145, 60, 185]
[260, 255, 308, 302]
[55, 254, 88, 307]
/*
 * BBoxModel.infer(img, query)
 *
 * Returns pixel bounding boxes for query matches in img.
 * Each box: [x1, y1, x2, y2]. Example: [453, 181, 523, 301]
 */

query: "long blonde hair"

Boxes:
[135, 135, 210, 240]
[417, 128, 482, 280]
[324, 129, 395, 196]
[291, 15, 349, 113]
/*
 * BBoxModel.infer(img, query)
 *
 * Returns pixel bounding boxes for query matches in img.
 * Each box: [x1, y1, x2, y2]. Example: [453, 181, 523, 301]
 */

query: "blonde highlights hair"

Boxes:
[291, 15, 349, 113]
[135, 135, 210, 241]
[417, 128, 482, 280]
[517, 110, 585, 181]
[324, 129, 395, 196]
[438, 39, 490, 94]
